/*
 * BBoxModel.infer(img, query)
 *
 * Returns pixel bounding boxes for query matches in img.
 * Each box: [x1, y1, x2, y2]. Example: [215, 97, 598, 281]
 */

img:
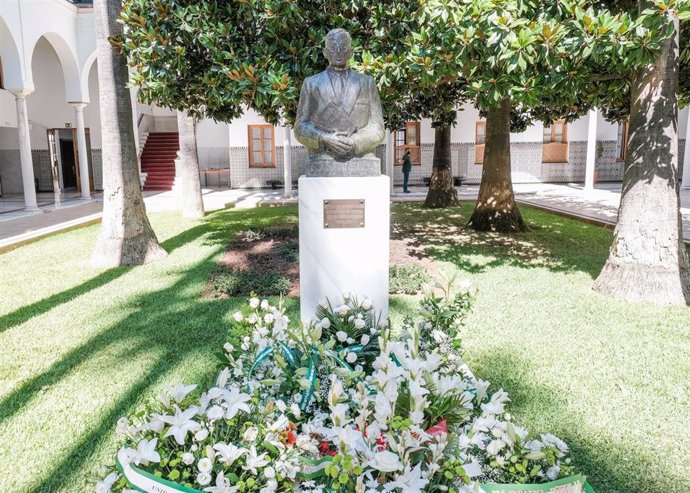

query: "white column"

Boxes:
[584, 107, 598, 192]
[12, 90, 39, 211]
[71, 102, 92, 199]
[283, 126, 293, 198]
[385, 130, 395, 193]
[681, 114, 690, 190]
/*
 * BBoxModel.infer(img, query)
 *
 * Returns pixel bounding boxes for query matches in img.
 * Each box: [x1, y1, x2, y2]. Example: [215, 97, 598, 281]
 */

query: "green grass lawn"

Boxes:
[0, 203, 688, 492]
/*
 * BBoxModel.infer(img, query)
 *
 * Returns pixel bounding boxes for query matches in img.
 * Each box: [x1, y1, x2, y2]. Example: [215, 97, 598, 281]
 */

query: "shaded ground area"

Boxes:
[206, 226, 301, 298]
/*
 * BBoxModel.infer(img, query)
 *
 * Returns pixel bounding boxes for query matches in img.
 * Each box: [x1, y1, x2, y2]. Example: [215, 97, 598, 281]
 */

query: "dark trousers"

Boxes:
[403, 171, 410, 191]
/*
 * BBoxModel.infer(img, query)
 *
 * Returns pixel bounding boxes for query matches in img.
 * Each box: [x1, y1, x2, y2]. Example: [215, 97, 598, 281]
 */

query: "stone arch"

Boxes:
[80, 49, 98, 102]
[29, 31, 83, 102]
[0, 15, 25, 90]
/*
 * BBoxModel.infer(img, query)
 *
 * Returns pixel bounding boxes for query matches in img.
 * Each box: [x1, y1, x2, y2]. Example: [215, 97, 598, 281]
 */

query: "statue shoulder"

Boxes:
[303, 71, 326, 87]
[349, 70, 375, 87]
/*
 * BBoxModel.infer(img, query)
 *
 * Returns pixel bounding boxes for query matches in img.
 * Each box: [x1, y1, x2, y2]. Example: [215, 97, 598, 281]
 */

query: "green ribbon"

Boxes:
[248, 343, 366, 412]
[480, 474, 595, 493]
[296, 454, 334, 480]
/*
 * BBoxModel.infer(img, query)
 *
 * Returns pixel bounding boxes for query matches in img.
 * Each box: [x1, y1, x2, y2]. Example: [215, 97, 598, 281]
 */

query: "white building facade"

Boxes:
[1, 0, 689, 210]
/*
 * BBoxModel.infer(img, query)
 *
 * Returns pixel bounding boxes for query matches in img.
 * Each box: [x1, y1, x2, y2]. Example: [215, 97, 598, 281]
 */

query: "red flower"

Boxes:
[318, 440, 332, 454]
[284, 431, 297, 446]
[426, 419, 449, 437]
[376, 434, 386, 451]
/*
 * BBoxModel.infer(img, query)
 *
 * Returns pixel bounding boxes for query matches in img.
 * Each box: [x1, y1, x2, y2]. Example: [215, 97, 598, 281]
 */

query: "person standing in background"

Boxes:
[402, 148, 412, 193]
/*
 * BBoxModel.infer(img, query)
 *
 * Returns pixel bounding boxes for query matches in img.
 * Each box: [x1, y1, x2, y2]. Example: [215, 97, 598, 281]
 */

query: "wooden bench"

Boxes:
[266, 180, 300, 190]
[422, 176, 466, 187]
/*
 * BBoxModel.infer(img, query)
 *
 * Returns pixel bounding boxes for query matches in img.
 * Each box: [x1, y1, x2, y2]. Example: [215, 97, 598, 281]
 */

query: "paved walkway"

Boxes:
[1, 182, 689, 253]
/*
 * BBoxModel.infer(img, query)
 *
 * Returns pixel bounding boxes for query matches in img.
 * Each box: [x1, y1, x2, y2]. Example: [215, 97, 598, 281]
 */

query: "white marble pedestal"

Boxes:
[299, 175, 390, 323]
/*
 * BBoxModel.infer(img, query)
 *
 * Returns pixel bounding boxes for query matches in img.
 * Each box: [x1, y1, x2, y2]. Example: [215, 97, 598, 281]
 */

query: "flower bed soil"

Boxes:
[205, 224, 439, 299]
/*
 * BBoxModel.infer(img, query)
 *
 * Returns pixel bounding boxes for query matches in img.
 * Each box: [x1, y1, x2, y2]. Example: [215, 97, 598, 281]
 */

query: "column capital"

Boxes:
[69, 101, 89, 110]
[9, 88, 34, 99]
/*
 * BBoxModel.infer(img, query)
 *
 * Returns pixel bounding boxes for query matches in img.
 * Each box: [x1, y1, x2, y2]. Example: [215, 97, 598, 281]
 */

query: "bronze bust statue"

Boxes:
[294, 28, 385, 174]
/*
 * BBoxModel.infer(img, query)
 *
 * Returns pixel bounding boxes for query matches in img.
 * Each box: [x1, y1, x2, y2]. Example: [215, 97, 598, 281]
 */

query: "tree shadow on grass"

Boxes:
[0, 206, 298, 336]
[391, 202, 612, 278]
[469, 352, 689, 493]
[0, 206, 299, 491]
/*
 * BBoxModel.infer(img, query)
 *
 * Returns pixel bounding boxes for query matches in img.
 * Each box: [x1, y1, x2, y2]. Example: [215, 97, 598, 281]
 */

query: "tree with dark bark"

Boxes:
[469, 99, 526, 231]
[592, 1, 690, 304]
[176, 111, 205, 219]
[90, 0, 166, 267]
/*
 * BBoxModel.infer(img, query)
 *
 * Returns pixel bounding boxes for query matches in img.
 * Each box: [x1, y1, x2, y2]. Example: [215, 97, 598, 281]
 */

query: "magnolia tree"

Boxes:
[120, 1, 405, 146]
[588, 0, 690, 304]
[408, 0, 667, 233]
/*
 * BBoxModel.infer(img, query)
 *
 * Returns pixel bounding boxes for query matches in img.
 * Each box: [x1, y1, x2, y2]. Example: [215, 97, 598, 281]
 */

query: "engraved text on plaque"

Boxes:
[323, 199, 365, 228]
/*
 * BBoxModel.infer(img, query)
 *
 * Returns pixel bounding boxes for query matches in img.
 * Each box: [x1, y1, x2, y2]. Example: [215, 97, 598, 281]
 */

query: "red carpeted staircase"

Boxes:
[141, 132, 179, 191]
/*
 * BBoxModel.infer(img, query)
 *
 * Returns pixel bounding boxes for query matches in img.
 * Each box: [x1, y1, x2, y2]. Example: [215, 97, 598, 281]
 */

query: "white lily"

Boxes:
[161, 405, 200, 445]
[214, 442, 247, 466]
[386, 464, 429, 492]
[243, 445, 270, 474]
[167, 383, 197, 403]
[204, 471, 238, 493]
[132, 438, 161, 466]
[95, 472, 119, 493]
[221, 386, 252, 419]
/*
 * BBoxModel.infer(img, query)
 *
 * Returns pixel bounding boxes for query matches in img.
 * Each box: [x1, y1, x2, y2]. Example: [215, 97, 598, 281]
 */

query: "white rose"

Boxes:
[197, 472, 212, 486]
[336, 331, 348, 342]
[343, 291, 351, 300]
[546, 465, 560, 480]
[198, 457, 213, 473]
[116, 417, 129, 435]
[354, 319, 366, 330]
[264, 313, 274, 324]
[223, 343, 234, 353]
[250, 297, 260, 308]
[233, 312, 243, 322]
[486, 439, 505, 456]
[264, 466, 276, 479]
[195, 429, 209, 442]
[248, 314, 257, 324]
[370, 451, 403, 472]
[243, 426, 259, 442]
[361, 335, 370, 346]
[261, 299, 269, 309]
[346, 352, 357, 364]
[321, 318, 331, 329]
[362, 298, 372, 310]
[182, 453, 195, 465]
[206, 406, 224, 421]
[346, 337, 355, 345]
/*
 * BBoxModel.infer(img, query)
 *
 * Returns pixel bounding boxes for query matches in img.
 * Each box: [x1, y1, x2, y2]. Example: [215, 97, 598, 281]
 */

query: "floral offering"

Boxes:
[97, 279, 588, 493]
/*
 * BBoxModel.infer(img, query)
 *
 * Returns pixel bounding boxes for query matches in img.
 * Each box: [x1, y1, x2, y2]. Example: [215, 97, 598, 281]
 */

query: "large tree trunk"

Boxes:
[593, 13, 690, 304]
[176, 111, 205, 219]
[467, 98, 526, 233]
[90, 0, 166, 266]
[424, 125, 459, 208]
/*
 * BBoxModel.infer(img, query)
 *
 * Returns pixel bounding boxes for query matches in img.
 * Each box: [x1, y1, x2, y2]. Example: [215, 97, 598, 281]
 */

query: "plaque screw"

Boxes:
[325, 224, 329, 228]
[360, 222, 364, 226]
[324, 200, 329, 204]
[360, 200, 364, 204]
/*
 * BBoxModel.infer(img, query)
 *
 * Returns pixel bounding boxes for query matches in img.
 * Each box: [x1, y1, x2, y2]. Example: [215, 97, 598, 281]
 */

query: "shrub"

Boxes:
[389, 263, 432, 294]
[210, 267, 291, 296]
[277, 242, 299, 263]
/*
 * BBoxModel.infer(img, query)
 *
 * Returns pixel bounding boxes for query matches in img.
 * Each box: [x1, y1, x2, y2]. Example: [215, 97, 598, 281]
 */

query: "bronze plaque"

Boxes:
[323, 199, 365, 229]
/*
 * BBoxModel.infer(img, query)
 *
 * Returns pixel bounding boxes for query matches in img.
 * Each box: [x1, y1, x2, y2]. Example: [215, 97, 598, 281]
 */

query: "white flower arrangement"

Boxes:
[97, 285, 585, 493]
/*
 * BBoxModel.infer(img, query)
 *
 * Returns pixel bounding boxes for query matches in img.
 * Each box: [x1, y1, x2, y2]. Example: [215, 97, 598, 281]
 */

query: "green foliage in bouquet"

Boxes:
[97, 280, 590, 493]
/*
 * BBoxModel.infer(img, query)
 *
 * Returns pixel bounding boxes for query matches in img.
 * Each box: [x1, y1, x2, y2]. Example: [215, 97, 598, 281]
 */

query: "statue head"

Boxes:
[323, 28, 352, 69]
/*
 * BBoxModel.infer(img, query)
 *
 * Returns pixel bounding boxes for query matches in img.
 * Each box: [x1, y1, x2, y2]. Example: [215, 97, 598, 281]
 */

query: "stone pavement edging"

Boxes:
[0, 212, 102, 254]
